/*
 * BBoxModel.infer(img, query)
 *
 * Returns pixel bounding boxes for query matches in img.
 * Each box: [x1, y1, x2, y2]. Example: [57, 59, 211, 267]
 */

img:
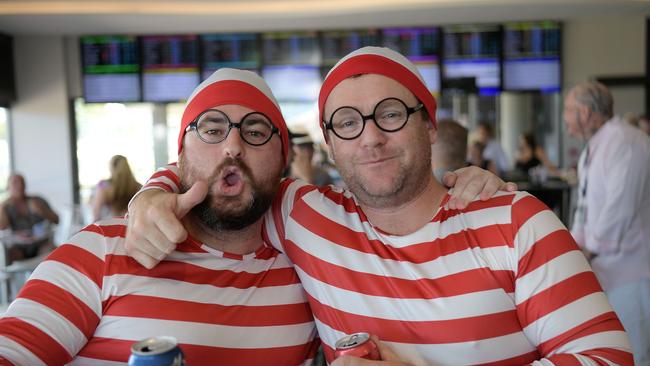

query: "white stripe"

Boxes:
[327, 46, 425, 84]
[69, 356, 127, 365]
[102, 274, 307, 306]
[515, 251, 592, 304]
[514, 209, 567, 261]
[295, 266, 514, 321]
[28, 260, 103, 317]
[300, 190, 512, 249]
[523, 292, 614, 344]
[94, 316, 315, 348]
[552, 330, 631, 356]
[314, 318, 537, 366]
[3, 298, 87, 356]
[0, 335, 47, 366]
[60, 230, 108, 261]
[289, 219, 512, 280]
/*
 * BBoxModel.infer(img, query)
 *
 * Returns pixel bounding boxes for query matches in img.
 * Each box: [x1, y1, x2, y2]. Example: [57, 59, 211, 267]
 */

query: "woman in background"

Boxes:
[92, 155, 141, 220]
[515, 133, 558, 175]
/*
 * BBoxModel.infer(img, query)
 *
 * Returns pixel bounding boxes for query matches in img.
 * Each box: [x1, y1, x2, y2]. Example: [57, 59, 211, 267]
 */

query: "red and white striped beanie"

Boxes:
[179, 68, 289, 166]
[318, 46, 437, 139]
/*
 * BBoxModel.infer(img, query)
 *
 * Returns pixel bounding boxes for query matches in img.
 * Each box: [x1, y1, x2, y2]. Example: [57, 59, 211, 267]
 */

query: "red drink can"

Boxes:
[334, 332, 380, 360]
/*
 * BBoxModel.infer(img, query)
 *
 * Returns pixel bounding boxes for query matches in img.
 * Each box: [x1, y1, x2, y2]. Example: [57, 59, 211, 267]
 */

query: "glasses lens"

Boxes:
[196, 110, 230, 143]
[374, 98, 408, 131]
[241, 113, 275, 145]
[331, 107, 364, 139]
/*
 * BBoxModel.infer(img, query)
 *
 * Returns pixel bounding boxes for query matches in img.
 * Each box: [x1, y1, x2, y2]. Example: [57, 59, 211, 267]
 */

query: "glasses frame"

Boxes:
[186, 109, 280, 147]
[323, 97, 424, 141]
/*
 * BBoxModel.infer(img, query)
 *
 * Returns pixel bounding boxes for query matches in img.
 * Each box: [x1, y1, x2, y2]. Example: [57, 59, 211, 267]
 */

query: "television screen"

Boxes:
[262, 65, 321, 102]
[81, 35, 140, 103]
[201, 33, 261, 80]
[503, 21, 561, 92]
[141, 35, 200, 102]
[263, 32, 321, 65]
[442, 24, 501, 95]
[321, 30, 380, 66]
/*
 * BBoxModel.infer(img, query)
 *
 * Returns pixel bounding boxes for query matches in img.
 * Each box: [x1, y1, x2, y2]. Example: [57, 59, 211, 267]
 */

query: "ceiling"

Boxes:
[0, 0, 649, 35]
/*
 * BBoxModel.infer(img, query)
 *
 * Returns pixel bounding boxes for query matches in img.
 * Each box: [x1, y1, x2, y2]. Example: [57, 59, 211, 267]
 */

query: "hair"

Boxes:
[107, 155, 142, 214]
[477, 122, 494, 138]
[432, 119, 467, 168]
[521, 133, 537, 151]
[571, 81, 614, 119]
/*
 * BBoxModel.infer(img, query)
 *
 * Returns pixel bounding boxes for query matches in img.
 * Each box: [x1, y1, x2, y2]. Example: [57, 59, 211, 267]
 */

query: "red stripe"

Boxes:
[537, 312, 625, 356]
[517, 271, 604, 328]
[511, 194, 549, 231]
[284, 238, 514, 298]
[104, 254, 301, 288]
[16, 280, 100, 340]
[517, 229, 580, 278]
[0, 357, 14, 366]
[291, 199, 515, 263]
[538, 354, 583, 366]
[0, 317, 72, 365]
[102, 295, 313, 326]
[150, 167, 181, 189]
[78, 337, 319, 365]
[146, 181, 174, 192]
[45, 244, 105, 288]
[307, 293, 522, 344]
[81, 222, 126, 238]
[579, 348, 634, 366]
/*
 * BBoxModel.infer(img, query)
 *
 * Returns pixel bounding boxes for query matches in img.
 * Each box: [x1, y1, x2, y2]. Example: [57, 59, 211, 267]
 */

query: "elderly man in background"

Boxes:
[564, 81, 650, 366]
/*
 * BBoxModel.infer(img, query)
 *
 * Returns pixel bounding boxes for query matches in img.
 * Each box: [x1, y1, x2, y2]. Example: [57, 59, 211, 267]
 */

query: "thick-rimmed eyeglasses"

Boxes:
[186, 109, 279, 146]
[323, 97, 424, 140]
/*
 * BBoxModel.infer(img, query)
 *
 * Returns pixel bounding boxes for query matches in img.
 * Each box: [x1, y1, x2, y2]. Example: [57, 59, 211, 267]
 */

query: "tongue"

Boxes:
[225, 173, 241, 186]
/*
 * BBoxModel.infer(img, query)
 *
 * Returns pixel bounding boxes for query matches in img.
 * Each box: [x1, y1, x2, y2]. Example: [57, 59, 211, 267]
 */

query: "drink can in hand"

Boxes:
[334, 332, 380, 360]
[128, 336, 185, 366]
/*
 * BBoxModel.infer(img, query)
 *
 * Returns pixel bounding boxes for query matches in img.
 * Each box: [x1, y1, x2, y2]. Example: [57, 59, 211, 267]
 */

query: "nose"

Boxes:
[359, 119, 387, 148]
[221, 127, 246, 159]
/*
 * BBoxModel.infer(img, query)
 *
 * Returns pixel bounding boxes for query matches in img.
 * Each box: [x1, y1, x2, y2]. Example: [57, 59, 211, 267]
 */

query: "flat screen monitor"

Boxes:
[81, 35, 140, 103]
[321, 30, 380, 66]
[201, 33, 261, 80]
[382, 27, 440, 61]
[141, 35, 200, 102]
[262, 65, 321, 102]
[503, 21, 561, 92]
[263, 32, 321, 65]
[442, 24, 501, 95]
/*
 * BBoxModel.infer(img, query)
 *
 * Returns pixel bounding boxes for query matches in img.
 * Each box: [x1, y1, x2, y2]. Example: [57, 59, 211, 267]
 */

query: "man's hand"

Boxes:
[442, 166, 517, 210]
[125, 182, 208, 269]
[331, 335, 413, 366]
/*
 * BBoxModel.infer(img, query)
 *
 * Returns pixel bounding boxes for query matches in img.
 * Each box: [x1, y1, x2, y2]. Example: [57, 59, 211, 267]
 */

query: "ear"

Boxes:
[428, 122, 437, 145]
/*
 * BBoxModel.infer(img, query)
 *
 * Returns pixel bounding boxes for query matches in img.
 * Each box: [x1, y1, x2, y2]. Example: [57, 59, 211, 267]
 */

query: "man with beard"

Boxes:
[0, 69, 319, 365]
[127, 47, 632, 365]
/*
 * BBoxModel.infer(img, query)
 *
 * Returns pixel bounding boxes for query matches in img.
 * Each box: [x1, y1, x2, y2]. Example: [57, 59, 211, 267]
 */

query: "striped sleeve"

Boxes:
[0, 224, 108, 365]
[510, 192, 633, 365]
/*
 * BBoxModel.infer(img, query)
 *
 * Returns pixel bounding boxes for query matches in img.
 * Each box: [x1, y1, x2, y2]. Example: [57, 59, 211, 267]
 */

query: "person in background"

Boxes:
[564, 81, 650, 366]
[289, 130, 333, 186]
[467, 140, 498, 175]
[430, 118, 468, 183]
[638, 113, 650, 136]
[0, 69, 320, 365]
[92, 155, 142, 220]
[476, 122, 509, 175]
[514, 133, 558, 176]
[0, 173, 59, 262]
[125, 47, 631, 365]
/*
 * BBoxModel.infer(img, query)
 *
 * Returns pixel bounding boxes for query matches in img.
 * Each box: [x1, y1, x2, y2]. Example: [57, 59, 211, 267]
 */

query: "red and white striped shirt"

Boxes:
[140, 165, 633, 365]
[0, 217, 319, 365]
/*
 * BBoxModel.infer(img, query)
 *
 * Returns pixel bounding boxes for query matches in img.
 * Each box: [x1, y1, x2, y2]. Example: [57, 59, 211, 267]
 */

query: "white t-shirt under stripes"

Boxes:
[128, 165, 633, 365]
[0, 217, 319, 365]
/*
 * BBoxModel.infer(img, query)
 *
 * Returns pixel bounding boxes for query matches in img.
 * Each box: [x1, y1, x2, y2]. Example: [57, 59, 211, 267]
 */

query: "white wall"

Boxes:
[11, 36, 74, 217]
[561, 15, 646, 168]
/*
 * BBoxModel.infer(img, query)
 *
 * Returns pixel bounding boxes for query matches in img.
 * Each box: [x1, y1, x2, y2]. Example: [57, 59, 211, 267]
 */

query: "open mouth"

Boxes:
[218, 166, 246, 195]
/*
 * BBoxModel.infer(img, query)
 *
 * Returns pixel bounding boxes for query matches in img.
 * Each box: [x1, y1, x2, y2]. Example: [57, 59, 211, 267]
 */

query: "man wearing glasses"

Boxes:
[126, 47, 632, 365]
[0, 69, 320, 365]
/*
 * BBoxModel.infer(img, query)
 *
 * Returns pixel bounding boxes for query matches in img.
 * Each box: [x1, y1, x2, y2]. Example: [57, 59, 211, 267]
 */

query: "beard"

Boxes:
[179, 155, 281, 232]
